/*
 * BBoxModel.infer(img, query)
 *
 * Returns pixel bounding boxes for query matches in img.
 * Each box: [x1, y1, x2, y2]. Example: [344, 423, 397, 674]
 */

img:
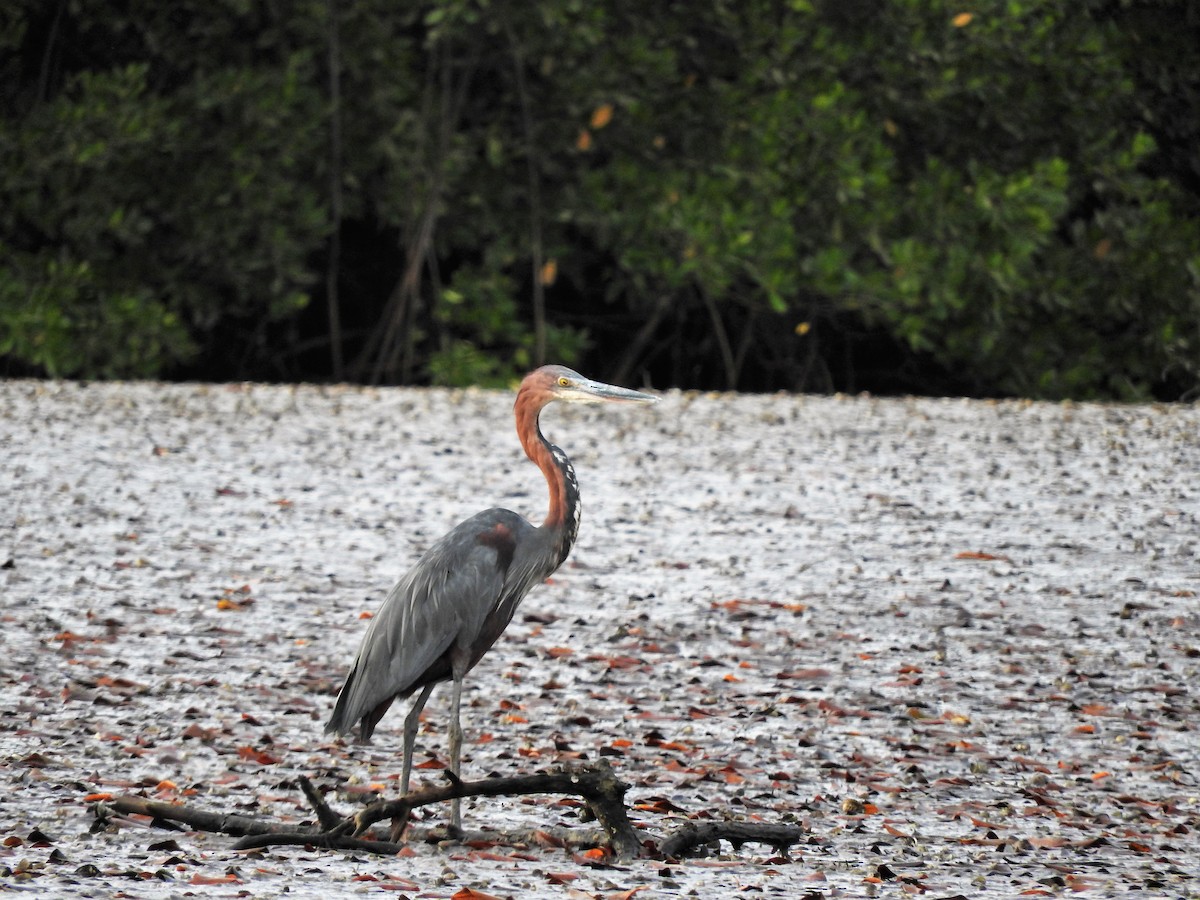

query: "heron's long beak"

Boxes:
[577, 378, 658, 404]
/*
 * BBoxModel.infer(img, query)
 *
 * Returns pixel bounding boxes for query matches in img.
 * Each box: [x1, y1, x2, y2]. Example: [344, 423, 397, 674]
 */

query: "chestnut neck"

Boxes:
[514, 388, 580, 555]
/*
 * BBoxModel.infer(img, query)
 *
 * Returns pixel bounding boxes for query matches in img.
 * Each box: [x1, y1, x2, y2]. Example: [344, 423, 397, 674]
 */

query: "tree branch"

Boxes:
[338, 762, 643, 860]
[702, 286, 739, 390]
[94, 796, 296, 838]
[325, 0, 345, 380]
[657, 821, 807, 860]
[92, 763, 806, 864]
[611, 293, 673, 387]
[505, 20, 547, 367]
[233, 831, 405, 854]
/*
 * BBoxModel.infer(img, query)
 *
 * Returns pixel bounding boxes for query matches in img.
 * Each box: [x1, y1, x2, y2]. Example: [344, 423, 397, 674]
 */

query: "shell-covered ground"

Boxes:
[2, 379, 1198, 898]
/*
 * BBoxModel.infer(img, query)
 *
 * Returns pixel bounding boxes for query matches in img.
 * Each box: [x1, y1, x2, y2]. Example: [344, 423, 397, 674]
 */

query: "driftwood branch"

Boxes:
[233, 831, 405, 854]
[94, 796, 293, 838]
[658, 821, 807, 860]
[336, 761, 642, 860]
[95, 789, 407, 856]
[92, 762, 804, 864]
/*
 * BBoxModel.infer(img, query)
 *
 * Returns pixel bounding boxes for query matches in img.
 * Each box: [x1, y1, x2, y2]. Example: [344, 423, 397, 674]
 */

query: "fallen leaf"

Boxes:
[954, 550, 1012, 562]
[777, 668, 832, 681]
[235, 746, 281, 765]
[189, 873, 241, 885]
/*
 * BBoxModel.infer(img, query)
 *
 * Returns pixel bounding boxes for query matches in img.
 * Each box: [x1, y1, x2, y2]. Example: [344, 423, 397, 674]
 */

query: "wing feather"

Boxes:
[325, 508, 533, 738]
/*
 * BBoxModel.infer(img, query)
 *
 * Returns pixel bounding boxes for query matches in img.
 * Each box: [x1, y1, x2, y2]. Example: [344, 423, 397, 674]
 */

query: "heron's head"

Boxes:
[521, 365, 658, 408]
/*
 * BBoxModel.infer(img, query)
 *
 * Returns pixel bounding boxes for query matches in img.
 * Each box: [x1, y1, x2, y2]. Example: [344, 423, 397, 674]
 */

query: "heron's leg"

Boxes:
[448, 673, 464, 834]
[401, 683, 435, 796]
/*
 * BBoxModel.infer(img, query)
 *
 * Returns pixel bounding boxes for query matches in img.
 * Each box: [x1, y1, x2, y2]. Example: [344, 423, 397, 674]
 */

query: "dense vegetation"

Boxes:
[2, 0, 1197, 398]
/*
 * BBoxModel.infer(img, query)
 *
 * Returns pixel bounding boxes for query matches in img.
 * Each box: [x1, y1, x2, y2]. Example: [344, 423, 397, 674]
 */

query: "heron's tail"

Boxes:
[324, 675, 356, 736]
[325, 661, 366, 737]
[325, 662, 394, 741]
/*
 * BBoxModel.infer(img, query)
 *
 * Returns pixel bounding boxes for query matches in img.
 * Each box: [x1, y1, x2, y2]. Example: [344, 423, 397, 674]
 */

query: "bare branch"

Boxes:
[232, 831, 404, 855]
[94, 796, 297, 838]
[92, 764, 803, 864]
[658, 821, 807, 860]
[340, 762, 643, 860]
[325, 0, 345, 380]
[298, 774, 343, 832]
[504, 20, 547, 367]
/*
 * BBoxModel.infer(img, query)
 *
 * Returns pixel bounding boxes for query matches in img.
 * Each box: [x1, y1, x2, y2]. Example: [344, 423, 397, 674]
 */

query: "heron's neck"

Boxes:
[515, 396, 580, 561]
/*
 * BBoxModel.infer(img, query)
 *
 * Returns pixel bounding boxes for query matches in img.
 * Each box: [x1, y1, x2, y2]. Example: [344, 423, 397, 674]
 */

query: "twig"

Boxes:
[298, 775, 343, 832]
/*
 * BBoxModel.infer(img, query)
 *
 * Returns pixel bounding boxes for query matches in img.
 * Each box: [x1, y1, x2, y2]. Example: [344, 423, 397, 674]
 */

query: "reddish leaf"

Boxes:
[954, 550, 1013, 562]
[235, 746, 280, 765]
[532, 830, 566, 849]
[189, 873, 241, 885]
[778, 668, 832, 681]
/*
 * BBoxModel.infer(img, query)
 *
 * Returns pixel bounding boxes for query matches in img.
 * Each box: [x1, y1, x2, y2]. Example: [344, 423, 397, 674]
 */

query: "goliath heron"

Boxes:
[325, 365, 656, 831]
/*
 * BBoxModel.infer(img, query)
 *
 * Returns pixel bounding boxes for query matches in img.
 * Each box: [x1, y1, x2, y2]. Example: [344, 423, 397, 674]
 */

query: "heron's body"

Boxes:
[324, 366, 655, 832]
[325, 507, 558, 740]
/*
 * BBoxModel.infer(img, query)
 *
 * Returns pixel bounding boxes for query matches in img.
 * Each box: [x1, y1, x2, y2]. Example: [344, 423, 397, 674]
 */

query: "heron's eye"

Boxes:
[558, 377, 571, 387]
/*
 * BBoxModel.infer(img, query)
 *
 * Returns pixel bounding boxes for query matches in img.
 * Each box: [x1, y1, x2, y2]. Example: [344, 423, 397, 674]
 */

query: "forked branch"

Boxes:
[92, 762, 806, 863]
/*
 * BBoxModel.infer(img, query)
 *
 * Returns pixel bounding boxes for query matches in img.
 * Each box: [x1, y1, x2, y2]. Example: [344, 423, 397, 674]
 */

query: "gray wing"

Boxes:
[325, 508, 535, 739]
